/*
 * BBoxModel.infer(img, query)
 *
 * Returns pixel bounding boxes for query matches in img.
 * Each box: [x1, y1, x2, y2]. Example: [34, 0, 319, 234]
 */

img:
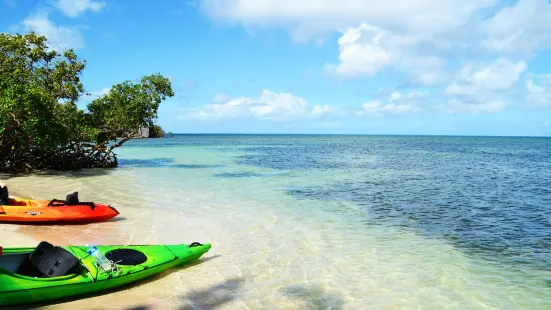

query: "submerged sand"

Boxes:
[1, 164, 551, 310]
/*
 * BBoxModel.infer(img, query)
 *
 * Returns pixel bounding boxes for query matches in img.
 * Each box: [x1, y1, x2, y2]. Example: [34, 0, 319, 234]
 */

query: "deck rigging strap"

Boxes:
[47, 192, 96, 210]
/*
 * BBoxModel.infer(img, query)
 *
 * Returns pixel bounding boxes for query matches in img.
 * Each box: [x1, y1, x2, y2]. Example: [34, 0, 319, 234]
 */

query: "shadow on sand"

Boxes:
[123, 276, 246, 310]
[3, 255, 222, 310]
[177, 277, 245, 310]
[123, 278, 346, 310]
[279, 283, 345, 309]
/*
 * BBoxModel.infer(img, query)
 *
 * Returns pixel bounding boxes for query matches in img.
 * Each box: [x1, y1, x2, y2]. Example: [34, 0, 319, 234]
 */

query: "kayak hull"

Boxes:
[0, 198, 119, 224]
[0, 243, 211, 307]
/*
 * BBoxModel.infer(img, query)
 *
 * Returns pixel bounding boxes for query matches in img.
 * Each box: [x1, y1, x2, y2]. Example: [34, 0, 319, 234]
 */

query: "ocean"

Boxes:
[2, 134, 551, 309]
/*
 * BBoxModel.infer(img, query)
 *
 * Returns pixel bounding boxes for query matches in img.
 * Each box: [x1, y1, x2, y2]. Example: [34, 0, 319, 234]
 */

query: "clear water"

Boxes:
[2, 134, 551, 309]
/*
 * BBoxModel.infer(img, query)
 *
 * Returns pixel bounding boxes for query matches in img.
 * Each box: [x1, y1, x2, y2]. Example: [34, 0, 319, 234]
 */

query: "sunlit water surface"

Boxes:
[2, 135, 551, 309]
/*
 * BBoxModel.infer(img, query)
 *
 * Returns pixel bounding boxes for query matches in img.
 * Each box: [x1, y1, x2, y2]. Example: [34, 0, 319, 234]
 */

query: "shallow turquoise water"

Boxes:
[120, 135, 551, 269]
[3, 134, 551, 309]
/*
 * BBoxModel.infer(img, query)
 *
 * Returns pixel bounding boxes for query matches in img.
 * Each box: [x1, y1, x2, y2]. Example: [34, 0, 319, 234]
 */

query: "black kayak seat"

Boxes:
[65, 192, 80, 205]
[0, 186, 9, 205]
[17, 241, 80, 278]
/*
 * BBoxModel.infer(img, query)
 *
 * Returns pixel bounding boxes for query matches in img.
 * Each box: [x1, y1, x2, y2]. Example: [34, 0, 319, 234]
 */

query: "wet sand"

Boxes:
[0, 225, 38, 248]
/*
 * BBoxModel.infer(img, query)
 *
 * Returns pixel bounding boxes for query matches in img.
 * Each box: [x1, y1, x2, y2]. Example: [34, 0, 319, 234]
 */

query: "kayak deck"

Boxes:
[0, 198, 120, 224]
[0, 241, 211, 307]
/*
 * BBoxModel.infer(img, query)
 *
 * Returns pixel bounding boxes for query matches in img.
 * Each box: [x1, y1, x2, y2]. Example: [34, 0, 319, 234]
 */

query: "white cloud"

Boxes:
[190, 89, 333, 121]
[481, 0, 551, 57]
[199, 0, 551, 91]
[445, 58, 527, 94]
[361, 100, 420, 116]
[53, 0, 106, 18]
[401, 57, 449, 86]
[371, 87, 511, 116]
[310, 105, 333, 117]
[199, 0, 503, 86]
[88, 87, 111, 99]
[324, 24, 391, 78]
[444, 99, 507, 114]
[79, 87, 110, 104]
[525, 74, 551, 108]
[17, 11, 84, 50]
[200, 0, 498, 43]
[387, 90, 429, 102]
[359, 89, 427, 116]
[324, 23, 451, 84]
[405, 91, 429, 99]
[389, 90, 401, 102]
[212, 93, 229, 103]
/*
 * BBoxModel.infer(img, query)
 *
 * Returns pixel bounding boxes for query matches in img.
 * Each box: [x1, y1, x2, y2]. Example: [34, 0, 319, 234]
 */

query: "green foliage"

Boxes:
[149, 124, 166, 138]
[0, 32, 86, 169]
[87, 74, 173, 140]
[0, 32, 174, 173]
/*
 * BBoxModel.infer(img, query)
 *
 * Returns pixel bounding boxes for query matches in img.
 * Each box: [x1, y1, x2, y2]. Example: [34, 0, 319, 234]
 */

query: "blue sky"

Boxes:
[1, 0, 551, 136]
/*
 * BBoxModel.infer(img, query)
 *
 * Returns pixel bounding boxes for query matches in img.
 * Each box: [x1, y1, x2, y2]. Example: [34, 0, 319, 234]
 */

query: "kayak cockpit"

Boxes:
[0, 252, 30, 273]
[0, 241, 81, 279]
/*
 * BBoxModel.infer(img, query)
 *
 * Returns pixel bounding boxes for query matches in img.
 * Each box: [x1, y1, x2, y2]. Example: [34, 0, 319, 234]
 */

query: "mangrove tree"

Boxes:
[0, 32, 174, 173]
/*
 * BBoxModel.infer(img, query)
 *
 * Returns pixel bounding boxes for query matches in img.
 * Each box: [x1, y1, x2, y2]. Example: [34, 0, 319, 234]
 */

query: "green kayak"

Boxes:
[0, 240, 211, 307]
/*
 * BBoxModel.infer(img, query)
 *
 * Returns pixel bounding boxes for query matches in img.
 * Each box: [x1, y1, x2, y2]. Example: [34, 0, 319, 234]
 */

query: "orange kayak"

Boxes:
[0, 194, 119, 224]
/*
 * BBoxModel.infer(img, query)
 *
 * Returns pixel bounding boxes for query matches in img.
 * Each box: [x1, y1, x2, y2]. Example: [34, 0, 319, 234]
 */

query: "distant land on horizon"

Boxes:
[164, 133, 551, 138]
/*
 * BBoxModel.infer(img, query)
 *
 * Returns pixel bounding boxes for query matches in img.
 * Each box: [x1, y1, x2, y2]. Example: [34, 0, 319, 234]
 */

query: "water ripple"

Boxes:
[144, 135, 551, 271]
[118, 158, 223, 169]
